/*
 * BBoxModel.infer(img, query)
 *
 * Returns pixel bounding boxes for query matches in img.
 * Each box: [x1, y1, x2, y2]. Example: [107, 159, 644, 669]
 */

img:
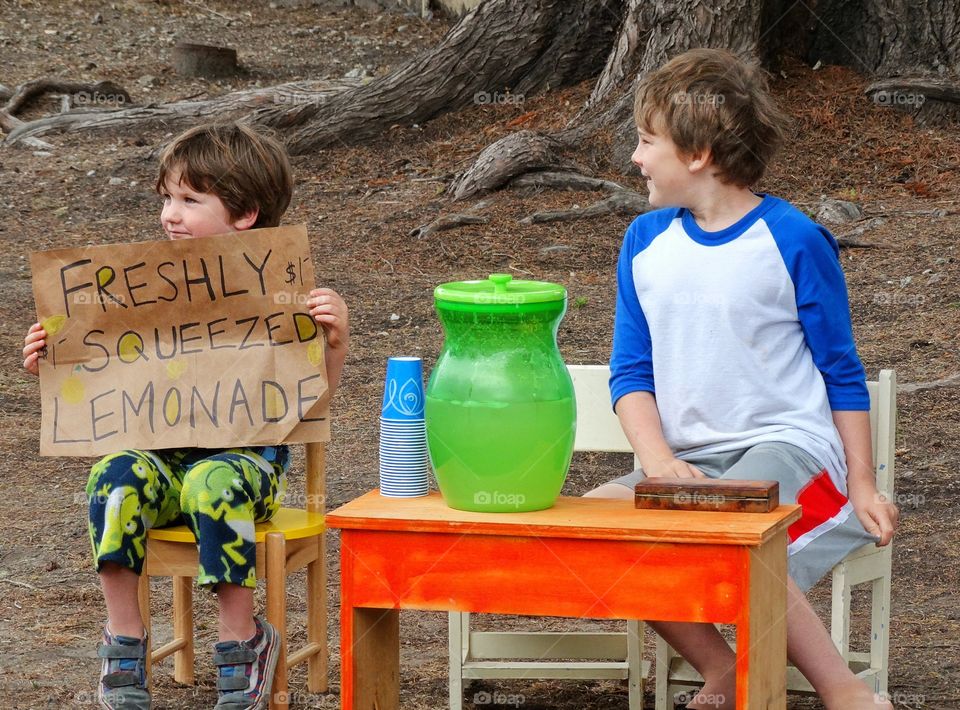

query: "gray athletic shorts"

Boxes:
[604, 441, 879, 591]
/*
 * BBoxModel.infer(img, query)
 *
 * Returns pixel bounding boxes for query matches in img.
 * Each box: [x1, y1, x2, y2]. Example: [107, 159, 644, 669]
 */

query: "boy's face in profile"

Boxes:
[159, 165, 256, 240]
[631, 124, 696, 210]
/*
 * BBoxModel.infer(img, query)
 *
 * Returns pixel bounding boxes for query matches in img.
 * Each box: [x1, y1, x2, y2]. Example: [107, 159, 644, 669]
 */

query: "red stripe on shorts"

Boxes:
[787, 469, 848, 542]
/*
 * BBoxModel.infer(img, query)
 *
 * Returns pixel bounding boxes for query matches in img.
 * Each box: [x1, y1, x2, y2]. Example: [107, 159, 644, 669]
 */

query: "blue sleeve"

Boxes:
[771, 209, 869, 410]
[609, 219, 655, 410]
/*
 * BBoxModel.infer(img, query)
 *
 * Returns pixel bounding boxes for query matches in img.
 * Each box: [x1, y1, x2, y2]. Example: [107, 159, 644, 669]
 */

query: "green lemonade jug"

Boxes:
[426, 274, 576, 512]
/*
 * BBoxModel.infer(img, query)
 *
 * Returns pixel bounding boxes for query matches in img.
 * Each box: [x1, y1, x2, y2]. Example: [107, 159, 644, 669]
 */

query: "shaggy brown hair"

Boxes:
[634, 48, 789, 187]
[155, 122, 293, 228]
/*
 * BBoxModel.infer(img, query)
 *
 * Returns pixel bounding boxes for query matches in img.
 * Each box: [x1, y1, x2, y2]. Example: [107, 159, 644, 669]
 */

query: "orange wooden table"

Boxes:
[326, 490, 801, 709]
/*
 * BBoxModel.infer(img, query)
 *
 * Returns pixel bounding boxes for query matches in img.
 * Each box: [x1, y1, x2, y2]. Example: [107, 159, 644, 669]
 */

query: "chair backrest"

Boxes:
[567, 364, 896, 495]
[867, 370, 896, 498]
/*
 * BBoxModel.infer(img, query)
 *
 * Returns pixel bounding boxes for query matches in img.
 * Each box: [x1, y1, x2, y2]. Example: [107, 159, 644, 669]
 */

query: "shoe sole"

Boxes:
[252, 622, 282, 710]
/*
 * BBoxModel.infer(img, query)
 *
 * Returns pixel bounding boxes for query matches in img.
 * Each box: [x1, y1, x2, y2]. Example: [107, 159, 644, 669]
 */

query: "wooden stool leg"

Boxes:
[137, 574, 152, 690]
[307, 535, 327, 692]
[173, 575, 195, 684]
[266, 532, 288, 710]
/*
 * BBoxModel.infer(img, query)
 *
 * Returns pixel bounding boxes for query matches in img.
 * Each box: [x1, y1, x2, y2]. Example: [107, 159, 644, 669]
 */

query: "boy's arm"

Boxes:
[609, 219, 702, 479]
[308, 288, 349, 397]
[615, 391, 704, 478]
[833, 409, 898, 546]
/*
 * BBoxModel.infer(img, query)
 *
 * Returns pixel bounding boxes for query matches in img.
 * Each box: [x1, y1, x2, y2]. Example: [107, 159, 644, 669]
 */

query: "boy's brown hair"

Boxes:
[155, 122, 293, 228]
[634, 48, 788, 187]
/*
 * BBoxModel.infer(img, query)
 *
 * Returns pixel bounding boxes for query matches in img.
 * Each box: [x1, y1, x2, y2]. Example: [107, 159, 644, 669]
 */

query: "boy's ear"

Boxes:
[232, 208, 259, 231]
[686, 148, 712, 174]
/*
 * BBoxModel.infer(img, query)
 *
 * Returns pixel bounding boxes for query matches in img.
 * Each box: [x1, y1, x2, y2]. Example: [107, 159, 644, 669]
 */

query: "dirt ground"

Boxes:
[1, 2, 958, 709]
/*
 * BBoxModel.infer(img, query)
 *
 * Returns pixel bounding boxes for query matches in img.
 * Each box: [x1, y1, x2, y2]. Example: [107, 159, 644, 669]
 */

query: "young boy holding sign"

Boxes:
[22, 122, 349, 710]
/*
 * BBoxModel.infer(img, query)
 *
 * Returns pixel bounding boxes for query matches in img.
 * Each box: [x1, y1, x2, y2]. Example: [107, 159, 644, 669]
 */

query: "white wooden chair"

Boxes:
[654, 369, 896, 708]
[449, 364, 648, 710]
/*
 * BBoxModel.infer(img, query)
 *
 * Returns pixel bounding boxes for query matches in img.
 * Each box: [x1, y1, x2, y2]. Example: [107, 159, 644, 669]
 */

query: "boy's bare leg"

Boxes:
[584, 484, 892, 709]
[100, 562, 145, 637]
[786, 578, 893, 709]
[216, 582, 257, 642]
[586, 485, 736, 707]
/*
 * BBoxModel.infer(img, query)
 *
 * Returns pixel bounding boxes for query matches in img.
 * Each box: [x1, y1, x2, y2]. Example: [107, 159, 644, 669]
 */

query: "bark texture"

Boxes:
[808, 0, 960, 76]
[276, 0, 622, 154]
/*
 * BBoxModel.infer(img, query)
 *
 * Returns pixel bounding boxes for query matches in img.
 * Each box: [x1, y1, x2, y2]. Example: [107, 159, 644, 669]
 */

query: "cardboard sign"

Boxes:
[30, 225, 330, 456]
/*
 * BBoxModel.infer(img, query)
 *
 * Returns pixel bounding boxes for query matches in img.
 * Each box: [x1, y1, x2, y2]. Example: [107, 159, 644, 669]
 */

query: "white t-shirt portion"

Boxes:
[610, 195, 869, 493]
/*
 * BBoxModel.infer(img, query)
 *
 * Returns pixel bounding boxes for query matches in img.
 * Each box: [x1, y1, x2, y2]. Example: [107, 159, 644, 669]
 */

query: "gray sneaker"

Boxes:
[213, 616, 281, 710]
[96, 627, 151, 709]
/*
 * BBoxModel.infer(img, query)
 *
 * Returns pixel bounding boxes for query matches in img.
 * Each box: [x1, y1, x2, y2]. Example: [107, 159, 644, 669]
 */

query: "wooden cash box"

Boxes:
[634, 478, 779, 513]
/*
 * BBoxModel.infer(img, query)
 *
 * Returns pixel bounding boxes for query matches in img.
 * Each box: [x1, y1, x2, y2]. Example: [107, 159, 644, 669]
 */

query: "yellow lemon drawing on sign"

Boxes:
[307, 339, 324, 367]
[164, 390, 181, 426]
[166, 360, 187, 380]
[264, 385, 285, 420]
[60, 374, 85, 404]
[118, 332, 146, 363]
[97, 266, 115, 287]
[41, 314, 67, 336]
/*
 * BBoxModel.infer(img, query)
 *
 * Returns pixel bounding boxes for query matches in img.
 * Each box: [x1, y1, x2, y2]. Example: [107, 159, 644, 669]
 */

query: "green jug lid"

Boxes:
[434, 274, 566, 306]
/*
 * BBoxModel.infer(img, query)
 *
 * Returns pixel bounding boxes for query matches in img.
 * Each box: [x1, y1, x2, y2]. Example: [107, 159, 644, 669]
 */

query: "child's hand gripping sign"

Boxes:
[30, 225, 329, 455]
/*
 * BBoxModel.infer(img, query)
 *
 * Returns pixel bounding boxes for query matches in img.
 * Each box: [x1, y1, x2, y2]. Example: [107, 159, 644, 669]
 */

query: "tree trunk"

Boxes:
[5, 0, 958, 167]
[453, 0, 770, 199]
[808, 0, 960, 76]
[272, 0, 622, 154]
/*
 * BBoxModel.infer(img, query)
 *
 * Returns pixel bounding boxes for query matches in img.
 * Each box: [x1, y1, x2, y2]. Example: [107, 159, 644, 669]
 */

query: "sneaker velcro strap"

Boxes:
[217, 675, 250, 691]
[213, 648, 257, 666]
[98, 644, 144, 659]
[101, 671, 140, 688]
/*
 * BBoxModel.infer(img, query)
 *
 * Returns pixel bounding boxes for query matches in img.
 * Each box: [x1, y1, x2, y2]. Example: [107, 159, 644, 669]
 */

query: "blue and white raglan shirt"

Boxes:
[610, 195, 869, 550]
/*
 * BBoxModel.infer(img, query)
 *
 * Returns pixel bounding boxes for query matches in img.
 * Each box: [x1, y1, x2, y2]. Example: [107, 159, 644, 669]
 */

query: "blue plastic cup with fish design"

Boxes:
[381, 357, 425, 421]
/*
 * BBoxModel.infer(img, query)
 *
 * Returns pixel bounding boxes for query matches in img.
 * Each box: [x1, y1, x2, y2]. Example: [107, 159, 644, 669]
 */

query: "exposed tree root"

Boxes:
[409, 212, 490, 239]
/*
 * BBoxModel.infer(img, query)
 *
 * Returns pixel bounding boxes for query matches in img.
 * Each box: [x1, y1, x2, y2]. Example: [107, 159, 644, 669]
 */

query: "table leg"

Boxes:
[736, 530, 788, 709]
[341, 532, 400, 710]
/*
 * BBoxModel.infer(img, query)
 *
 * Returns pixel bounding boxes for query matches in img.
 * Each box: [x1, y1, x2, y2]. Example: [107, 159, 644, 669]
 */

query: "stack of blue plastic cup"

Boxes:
[379, 357, 429, 497]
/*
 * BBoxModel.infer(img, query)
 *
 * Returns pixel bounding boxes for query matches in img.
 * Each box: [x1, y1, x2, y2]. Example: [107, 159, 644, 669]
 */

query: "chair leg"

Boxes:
[627, 620, 643, 710]
[448, 612, 467, 710]
[654, 636, 672, 710]
[137, 574, 152, 691]
[830, 562, 852, 660]
[266, 532, 288, 710]
[172, 576, 195, 684]
[306, 535, 327, 693]
[871, 570, 892, 694]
